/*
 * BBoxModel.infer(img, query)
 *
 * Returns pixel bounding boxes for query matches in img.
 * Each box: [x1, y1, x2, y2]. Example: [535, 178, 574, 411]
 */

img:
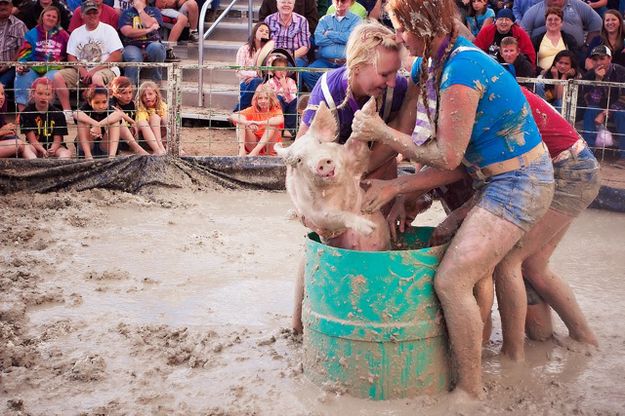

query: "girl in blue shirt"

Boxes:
[350, 0, 554, 401]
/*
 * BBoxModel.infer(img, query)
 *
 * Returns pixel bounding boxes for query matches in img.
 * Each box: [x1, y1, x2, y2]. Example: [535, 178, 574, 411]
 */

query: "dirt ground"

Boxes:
[1, 183, 624, 415]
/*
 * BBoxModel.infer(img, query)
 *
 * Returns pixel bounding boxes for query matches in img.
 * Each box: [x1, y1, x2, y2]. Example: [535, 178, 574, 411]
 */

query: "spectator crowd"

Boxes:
[1, 0, 624, 166]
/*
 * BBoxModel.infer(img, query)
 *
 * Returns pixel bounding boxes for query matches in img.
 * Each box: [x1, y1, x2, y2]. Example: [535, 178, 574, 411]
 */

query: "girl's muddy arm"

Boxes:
[364, 81, 422, 174]
[362, 166, 466, 212]
[352, 85, 479, 170]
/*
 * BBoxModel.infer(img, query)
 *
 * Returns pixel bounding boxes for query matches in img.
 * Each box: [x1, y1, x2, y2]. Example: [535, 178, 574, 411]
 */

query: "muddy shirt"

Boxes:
[439, 36, 542, 168]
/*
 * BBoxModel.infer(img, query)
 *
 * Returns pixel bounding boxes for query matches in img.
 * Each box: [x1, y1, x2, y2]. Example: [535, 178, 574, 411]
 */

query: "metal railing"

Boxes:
[198, 0, 254, 106]
[2, 60, 625, 162]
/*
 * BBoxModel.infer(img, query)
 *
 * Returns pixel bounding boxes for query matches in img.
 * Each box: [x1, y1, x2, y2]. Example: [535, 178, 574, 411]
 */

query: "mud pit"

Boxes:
[1, 187, 624, 415]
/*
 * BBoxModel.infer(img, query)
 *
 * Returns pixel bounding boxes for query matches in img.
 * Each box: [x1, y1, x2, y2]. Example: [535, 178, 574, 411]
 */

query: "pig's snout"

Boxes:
[315, 158, 336, 178]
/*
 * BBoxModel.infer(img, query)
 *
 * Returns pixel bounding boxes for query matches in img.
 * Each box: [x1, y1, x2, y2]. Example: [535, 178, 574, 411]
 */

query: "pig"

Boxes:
[274, 100, 390, 251]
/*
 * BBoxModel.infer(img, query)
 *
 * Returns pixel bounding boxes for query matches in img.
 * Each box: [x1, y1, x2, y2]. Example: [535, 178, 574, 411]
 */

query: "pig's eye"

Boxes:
[296, 158, 302, 164]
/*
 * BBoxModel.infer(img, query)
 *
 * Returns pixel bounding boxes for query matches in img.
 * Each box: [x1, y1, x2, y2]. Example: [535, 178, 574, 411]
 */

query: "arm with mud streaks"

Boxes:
[352, 85, 479, 170]
[361, 166, 466, 213]
[364, 80, 422, 176]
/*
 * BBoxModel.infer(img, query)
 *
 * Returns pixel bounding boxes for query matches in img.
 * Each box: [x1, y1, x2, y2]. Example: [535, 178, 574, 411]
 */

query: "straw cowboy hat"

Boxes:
[255, 40, 296, 79]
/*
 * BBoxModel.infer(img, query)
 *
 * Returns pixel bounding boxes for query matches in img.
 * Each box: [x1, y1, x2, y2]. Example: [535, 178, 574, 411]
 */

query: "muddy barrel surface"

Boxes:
[302, 227, 450, 400]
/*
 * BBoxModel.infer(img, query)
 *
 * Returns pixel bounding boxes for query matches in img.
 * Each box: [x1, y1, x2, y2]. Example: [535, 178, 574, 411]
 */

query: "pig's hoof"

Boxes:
[350, 217, 376, 235]
[286, 209, 299, 220]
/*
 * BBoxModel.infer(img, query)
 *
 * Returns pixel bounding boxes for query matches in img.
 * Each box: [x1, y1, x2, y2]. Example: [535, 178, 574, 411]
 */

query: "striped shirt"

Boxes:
[410, 57, 437, 146]
[264, 12, 311, 54]
[0, 16, 27, 62]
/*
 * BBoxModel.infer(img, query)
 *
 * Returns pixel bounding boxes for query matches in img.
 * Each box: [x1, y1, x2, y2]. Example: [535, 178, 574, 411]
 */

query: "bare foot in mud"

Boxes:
[443, 388, 484, 413]
[553, 334, 598, 355]
[500, 345, 526, 363]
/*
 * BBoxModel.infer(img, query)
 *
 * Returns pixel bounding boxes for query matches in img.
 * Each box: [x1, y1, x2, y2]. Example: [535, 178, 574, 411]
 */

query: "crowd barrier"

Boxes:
[0, 61, 624, 210]
[1, 60, 624, 162]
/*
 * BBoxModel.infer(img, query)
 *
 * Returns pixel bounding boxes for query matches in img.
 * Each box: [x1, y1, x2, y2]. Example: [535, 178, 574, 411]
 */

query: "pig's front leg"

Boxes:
[343, 137, 370, 175]
[307, 209, 376, 236]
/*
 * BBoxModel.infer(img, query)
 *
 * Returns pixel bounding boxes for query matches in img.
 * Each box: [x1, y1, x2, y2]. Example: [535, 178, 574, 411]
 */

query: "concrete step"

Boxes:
[201, 21, 251, 41]
[181, 82, 238, 110]
[181, 66, 239, 84]
[181, 105, 231, 121]
[206, 4, 260, 22]
[173, 40, 241, 62]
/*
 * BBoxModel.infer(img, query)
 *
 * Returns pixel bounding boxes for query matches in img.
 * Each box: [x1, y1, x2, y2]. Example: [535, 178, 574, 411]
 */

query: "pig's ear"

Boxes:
[308, 101, 338, 142]
[274, 142, 289, 158]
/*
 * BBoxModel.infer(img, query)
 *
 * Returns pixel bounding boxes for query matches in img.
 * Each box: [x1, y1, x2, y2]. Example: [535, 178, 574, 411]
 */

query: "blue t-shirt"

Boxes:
[466, 7, 495, 36]
[302, 66, 408, 144]
[412, 37, 542, 168]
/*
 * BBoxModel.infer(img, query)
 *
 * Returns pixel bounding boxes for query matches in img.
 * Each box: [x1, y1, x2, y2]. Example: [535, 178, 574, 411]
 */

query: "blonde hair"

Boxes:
[339, 21, 401, 110]
[136, 81, 164, 113]
[386, 0, 458, 134]
[251, 83, 281, 112]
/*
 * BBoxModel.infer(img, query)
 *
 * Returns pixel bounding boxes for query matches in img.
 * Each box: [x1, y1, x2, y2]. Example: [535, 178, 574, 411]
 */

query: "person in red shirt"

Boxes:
[474, 7, 536, 67]
[68, 0, 118, 31]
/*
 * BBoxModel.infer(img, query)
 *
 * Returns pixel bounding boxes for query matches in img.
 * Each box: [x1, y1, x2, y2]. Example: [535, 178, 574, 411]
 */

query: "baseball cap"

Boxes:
[496, 8, 514, 20]
[81, 0, 99, 12]
[591, 45, 612, 58]
[0, 0, 12, 4]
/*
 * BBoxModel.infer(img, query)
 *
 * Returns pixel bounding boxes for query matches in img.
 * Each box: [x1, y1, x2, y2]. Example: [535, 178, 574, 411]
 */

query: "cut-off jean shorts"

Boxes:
[550, 146, 600, 216]
[475, 151, 555, 232]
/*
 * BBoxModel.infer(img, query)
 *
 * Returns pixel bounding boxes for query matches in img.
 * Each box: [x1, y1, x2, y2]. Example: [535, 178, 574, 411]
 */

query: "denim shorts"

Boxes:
[550, 146, 600, 216]
[475, 151, 555, 232]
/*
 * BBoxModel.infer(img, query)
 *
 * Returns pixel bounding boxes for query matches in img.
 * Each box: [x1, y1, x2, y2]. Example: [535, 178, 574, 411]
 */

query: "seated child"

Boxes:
[135, 81, 168, 155]
[0, 84, 36, 159]
[109, 76, 149, 155]
[541, 50, 581, 110]
[500, 36, 534, 79]
[75, 86, 124, 159]
[265, 56, 298, 138]
[228, 83, 284, 156]
[19, 78, 73, 159]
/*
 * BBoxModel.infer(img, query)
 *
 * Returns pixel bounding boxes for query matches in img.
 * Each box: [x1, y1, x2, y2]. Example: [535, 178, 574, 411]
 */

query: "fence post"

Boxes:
[566, 79, 579, 125]
[166, 62, 183, 158]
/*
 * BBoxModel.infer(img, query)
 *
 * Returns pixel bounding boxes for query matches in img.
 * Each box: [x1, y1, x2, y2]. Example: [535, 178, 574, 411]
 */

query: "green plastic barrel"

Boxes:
[302, 226, 450, 400]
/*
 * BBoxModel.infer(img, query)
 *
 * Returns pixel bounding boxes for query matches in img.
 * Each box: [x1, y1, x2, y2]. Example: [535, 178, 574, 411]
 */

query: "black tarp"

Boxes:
[0, 156, 286, 194]
[1, 156, 623, 213]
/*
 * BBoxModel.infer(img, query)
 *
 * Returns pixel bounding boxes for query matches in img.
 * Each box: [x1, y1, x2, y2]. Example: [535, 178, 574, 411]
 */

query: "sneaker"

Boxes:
[188, 30, 200, 43]
[165, 48, 180, 62]
[205, 8, 216, 21]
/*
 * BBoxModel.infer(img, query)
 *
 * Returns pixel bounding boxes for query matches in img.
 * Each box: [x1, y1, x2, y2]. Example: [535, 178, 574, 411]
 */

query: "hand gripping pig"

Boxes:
[274, 100, 390, 251]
